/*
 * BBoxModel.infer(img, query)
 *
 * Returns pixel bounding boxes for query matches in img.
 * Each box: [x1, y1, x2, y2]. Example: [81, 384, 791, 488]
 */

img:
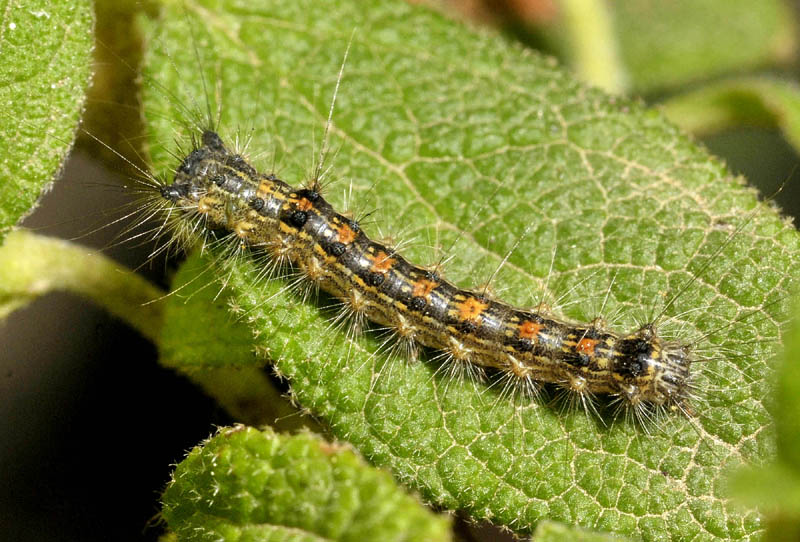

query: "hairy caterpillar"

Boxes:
[159, 127, 694, 415]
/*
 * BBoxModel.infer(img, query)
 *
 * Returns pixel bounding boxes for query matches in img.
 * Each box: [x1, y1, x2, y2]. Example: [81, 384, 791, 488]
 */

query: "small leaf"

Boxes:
[661, 77, 800, 155]
[140, 0, 799, 538]
[161, 426, 452, 542]
[0, 0, 94, 242]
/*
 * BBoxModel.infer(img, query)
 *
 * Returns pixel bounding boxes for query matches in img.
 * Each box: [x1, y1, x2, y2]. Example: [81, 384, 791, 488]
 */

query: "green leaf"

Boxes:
[0, 0, 94, 242]
[161, 426, 452, 542]
[143, 0, 799, 538]
[610, 0, 797, 93]
[661, 77, 800, 155]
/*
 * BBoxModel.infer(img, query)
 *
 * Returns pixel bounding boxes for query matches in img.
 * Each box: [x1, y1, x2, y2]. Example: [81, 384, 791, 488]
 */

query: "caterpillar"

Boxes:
[159, 127, 693, 415]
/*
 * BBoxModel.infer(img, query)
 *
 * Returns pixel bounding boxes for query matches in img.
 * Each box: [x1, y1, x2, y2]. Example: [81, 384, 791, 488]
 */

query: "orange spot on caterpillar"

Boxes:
[519, 321, 543, 340]
[369, 250, 396, 272]
[576, 337, 599, 357]
[335, 222, 357, 244]
[456, 297, 489, 321]
[296, 197, 314, 211]
[412, 278, 438, 298]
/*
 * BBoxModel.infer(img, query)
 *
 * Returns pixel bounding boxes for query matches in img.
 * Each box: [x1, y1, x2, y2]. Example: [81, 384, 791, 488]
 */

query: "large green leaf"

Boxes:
[0, 0, 94, 241]
[143, 0, 799, 538]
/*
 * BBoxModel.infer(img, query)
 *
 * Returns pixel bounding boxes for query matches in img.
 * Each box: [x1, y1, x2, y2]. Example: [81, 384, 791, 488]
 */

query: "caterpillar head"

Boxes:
[161, 131, 260, 233]
[161, 131, 229, 203]
[613, 325, 692, 411]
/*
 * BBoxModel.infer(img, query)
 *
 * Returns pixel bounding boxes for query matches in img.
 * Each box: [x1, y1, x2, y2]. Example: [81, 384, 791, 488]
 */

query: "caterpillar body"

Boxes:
[162, 130, 693, 413]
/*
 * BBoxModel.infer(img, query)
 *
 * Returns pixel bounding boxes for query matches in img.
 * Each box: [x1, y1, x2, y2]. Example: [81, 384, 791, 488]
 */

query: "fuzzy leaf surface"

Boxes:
[144, 0, 800, 538]
[161, 426, 451, 542]
[0, 0, 93, 241]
